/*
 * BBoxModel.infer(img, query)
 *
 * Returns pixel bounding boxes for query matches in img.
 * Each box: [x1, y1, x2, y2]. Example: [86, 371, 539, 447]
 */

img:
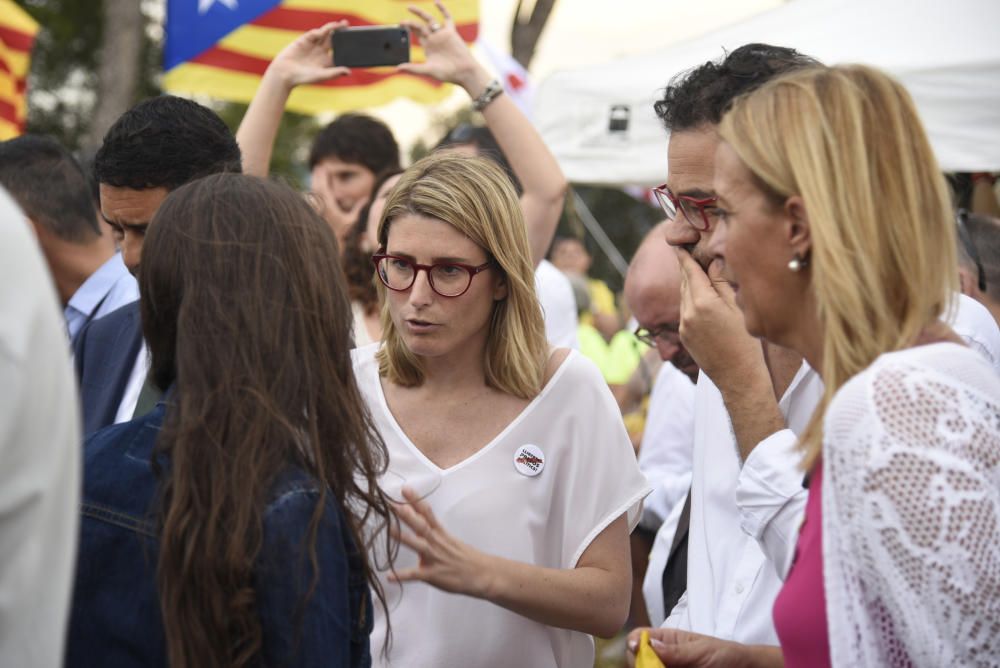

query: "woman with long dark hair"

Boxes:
[66, 174, 394, 667]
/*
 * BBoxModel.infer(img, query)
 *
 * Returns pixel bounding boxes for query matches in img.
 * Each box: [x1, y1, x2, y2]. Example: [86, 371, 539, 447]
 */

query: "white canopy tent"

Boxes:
[533, 0, 1000, 186]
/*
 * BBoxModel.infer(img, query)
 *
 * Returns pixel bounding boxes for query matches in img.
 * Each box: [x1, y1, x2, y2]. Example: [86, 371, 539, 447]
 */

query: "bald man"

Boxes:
[624, 223, 698, 625]
[624, 222, 697, 380]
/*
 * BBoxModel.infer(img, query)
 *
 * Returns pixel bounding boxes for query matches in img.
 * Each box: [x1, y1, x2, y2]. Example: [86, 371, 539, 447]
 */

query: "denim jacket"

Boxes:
[66, 402, 373, 667]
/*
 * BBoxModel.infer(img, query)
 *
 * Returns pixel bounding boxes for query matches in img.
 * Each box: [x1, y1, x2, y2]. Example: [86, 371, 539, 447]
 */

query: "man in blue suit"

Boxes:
[74, 96, 241, 435]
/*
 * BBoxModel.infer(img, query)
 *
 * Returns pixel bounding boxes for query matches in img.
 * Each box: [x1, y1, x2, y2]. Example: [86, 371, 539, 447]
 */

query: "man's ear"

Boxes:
[784, 195, 812, 258]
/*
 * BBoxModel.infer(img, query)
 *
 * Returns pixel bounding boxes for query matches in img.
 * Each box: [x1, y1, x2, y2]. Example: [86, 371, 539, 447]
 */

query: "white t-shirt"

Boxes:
[534, 259, 579, 349]
[353, 343, 649, 667]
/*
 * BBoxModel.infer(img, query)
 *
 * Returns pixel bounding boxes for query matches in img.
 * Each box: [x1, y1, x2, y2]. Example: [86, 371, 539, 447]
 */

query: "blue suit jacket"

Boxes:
[73, 300, 143, 436]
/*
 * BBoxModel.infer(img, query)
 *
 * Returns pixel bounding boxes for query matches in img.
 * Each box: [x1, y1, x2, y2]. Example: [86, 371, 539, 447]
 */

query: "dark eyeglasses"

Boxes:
[652, 184, 719, 231]
[957, 209, 987, 292]
[372, 253, 493, 298]
[634, 322, 681, 348]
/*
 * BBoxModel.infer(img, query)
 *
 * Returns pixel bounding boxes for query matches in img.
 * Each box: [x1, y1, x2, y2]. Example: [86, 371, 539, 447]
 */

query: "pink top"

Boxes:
[772, 461, 831, 668]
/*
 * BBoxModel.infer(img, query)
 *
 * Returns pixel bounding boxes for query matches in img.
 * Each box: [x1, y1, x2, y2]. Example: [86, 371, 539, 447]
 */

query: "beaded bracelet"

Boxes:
[472, 79, 504, 112]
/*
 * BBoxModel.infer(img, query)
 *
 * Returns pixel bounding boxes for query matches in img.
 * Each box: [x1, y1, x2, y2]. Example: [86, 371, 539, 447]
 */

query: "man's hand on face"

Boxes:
[674, 247, 767, 391]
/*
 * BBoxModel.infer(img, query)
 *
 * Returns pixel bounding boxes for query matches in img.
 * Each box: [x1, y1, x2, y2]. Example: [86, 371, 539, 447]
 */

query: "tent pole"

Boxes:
[570, 188, 629, 278]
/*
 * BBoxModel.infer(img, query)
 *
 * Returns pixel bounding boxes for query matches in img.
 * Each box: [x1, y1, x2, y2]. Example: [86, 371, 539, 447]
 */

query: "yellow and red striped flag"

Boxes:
[0, 0, 39, 140]
[163, 0, 479, 114]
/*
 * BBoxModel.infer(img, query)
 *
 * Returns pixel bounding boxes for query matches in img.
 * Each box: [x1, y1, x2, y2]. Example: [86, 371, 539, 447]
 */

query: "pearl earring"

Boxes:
[788, 254, 808, 272]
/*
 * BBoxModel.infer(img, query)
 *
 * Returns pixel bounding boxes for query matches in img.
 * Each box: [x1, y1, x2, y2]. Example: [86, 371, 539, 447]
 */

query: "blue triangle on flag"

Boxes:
[165, 0, 284, 70]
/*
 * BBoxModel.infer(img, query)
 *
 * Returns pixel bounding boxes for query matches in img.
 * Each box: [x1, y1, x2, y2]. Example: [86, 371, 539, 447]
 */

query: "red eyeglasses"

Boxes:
[652, 184, 719, 231]
[372, 253, 493, 298]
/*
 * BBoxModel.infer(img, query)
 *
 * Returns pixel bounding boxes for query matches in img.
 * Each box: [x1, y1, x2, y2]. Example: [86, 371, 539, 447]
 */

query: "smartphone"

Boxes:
[332, 26, 410, 68]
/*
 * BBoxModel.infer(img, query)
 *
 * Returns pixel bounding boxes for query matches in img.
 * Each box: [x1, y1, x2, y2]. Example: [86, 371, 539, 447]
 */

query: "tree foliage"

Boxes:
[16, 0, 316, 186]
[19, 0, 105, 151]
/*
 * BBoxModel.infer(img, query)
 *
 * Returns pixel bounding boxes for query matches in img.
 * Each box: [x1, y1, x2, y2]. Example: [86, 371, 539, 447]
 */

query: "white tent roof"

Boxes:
[534, 0, 1000, 185]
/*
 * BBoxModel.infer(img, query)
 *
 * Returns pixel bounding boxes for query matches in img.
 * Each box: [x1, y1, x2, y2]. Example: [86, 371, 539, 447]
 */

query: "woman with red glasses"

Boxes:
[354, 150, 649, 667]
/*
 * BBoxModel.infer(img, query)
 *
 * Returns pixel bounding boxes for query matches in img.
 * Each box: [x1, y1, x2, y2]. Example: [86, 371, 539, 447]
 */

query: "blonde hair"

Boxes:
[375, 151, 549, 399]
[719, 64, 957, 469]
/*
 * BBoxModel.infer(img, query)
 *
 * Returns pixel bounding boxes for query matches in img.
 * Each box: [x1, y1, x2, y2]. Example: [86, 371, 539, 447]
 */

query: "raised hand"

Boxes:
[389, 486, 492, 597]
[399, 1, 479, 88]
[270, 21, 351, 89]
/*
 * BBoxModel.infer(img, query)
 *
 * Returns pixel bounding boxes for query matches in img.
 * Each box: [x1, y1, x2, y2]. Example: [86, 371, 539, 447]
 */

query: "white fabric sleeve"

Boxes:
[736, 428, 807, 579]
[553, 354, 651, 568]
[823, 349, 1000, 667]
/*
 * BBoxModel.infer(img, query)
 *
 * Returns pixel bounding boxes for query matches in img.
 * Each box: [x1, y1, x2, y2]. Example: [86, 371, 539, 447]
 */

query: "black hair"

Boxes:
[94, 96, 242, 191]
[435, 123, 522, 195]
[0, 134, 100, 242]
[308, 113, 400, 173]
[654, 43, 820, 132]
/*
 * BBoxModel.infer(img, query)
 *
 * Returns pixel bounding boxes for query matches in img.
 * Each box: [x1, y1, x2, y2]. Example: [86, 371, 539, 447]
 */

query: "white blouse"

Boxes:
[353, 344, 650, 667]
[823, 343, 1000, 667]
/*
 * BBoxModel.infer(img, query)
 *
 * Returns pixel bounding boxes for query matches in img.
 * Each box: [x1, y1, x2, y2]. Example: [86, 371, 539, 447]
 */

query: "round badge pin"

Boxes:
[513, 444, 545, 477]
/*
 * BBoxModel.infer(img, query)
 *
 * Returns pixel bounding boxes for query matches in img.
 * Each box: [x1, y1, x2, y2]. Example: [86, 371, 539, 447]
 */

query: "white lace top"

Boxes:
[823, 343, 1000, 667]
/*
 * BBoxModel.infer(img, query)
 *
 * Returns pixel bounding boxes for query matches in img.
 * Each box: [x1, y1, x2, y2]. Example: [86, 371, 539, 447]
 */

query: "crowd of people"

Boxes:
[2, 2, 1000, 666]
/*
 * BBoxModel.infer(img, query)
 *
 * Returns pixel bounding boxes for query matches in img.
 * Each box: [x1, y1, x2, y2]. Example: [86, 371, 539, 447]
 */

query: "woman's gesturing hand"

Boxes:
[390, 486, 494, 598]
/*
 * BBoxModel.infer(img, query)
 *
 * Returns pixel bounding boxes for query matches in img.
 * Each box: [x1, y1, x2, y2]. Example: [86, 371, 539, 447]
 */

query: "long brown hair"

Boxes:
[140, 173, 394, 666]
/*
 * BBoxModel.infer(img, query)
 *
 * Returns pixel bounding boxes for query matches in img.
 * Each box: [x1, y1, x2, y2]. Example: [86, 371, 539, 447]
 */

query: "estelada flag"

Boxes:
[0, 0, 39, 140]
[163, 0, 479, 114]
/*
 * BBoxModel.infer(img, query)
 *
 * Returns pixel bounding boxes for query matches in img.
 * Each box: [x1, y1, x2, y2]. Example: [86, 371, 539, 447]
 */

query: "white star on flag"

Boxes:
[198, 0, 238, 14]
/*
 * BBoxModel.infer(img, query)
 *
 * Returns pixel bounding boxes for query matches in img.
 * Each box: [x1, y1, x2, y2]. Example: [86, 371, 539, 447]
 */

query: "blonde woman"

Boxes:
[353, 151, 648, 667]
[634, 66, 1000, 667]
